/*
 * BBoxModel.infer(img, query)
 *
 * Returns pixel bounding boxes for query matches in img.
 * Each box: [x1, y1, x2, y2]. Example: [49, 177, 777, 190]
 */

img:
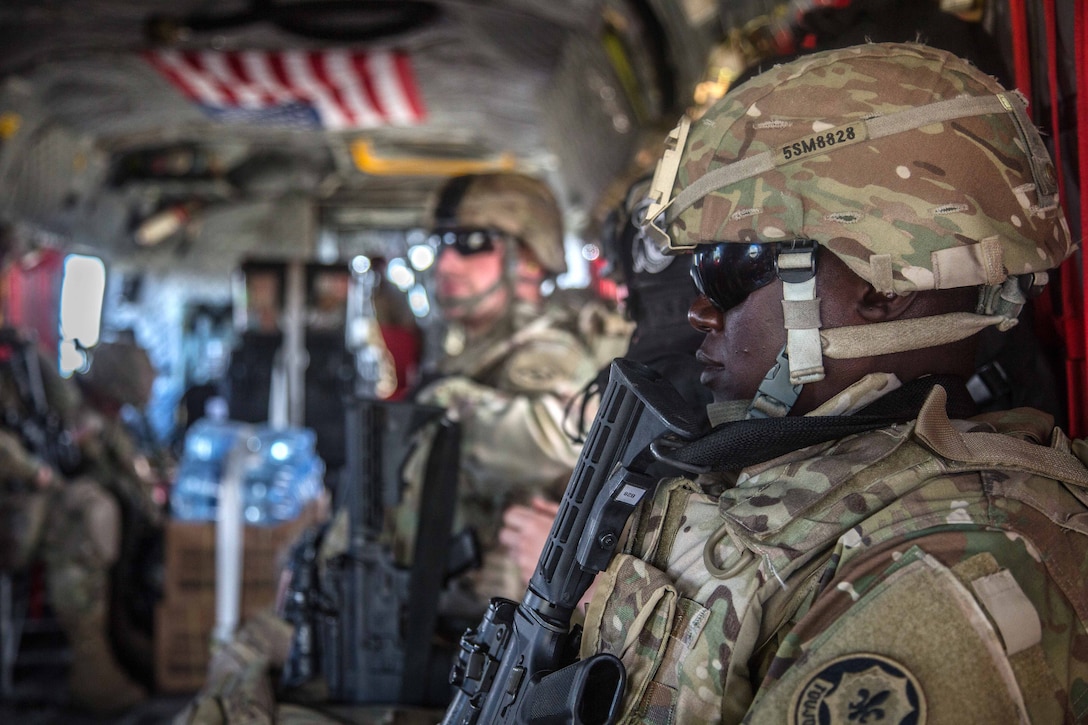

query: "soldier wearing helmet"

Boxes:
[73, 336, 169, 688]
[576, 43, 1088, 723]
[0, 235, 151, 713]
[390, 172, 600, 608]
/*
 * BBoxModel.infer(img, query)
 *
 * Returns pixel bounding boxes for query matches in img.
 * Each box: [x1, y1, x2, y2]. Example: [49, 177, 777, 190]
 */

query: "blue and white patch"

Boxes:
[790, 653, 925, 725]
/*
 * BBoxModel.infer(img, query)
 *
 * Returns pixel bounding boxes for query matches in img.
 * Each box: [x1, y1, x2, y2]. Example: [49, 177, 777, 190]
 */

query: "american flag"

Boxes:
[144, 49, 426, 130]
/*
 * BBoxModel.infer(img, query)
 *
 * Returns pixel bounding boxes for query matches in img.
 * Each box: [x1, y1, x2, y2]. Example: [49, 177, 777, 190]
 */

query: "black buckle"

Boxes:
[775, 240, 818, 284]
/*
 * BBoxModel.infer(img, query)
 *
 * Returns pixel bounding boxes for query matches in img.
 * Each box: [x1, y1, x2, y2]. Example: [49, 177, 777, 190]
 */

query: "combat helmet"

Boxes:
[644, 42, 1073, 417]
[80, 337, 156, 410]
[430, 172, 567, 275]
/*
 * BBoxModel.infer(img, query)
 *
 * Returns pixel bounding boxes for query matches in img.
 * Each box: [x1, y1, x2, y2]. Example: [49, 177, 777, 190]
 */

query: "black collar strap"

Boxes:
[652, 375, 977, 474]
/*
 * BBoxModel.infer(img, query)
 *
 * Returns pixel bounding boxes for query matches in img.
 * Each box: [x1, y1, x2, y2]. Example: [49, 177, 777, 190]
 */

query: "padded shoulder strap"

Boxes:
[914, 387, 1088, 487]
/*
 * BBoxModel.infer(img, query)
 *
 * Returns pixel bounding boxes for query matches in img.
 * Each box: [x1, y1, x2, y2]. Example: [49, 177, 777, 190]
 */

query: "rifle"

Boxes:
[441, 358, 707, 725]
[281, 396, 477, 705]
[0, 328, 81, 476]
[280, 524, 325, 688]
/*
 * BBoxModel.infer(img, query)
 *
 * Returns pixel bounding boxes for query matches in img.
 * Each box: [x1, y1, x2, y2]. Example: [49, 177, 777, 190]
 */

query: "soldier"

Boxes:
[399, 171, 601, 606]
[0, 317, 149, 708]
[576, 43, 1088, 722]
[499, 174, 710, 591]
[175, 173, 603, 722]
[73, 335, 169, 687]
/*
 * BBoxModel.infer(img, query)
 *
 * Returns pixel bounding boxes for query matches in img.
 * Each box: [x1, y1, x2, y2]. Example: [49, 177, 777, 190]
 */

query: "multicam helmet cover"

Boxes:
[642, 42, 1073, 419]
[430, 172, 567, 275]
[646, 42, 1072, 294]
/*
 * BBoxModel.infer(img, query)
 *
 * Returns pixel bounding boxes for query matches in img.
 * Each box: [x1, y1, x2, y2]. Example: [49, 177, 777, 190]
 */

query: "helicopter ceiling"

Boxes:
[0, 0, 727, 260]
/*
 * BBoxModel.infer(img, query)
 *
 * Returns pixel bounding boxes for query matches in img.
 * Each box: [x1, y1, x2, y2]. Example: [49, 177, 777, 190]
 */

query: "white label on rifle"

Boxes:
[616, 485, 646, 506]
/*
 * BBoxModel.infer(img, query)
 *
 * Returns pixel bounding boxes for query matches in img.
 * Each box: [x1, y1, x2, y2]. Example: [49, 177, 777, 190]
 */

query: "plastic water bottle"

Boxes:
[170, 458, 221, 521]
[172, 419, 326, 524]
[242, 426, 326, 526]
[170, 419, 247, 521]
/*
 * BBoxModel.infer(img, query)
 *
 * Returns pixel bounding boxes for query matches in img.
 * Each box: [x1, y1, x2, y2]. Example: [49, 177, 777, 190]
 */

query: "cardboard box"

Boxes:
[155, 503, 322, 693]
[154, 599, 217, 693]
[162, 503, 321, 607]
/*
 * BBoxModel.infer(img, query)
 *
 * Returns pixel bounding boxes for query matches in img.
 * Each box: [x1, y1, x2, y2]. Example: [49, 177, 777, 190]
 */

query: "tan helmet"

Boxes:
[430, 172, 567, 275]
[643, 42, 1073, 416]
[81, 338, 156, 409]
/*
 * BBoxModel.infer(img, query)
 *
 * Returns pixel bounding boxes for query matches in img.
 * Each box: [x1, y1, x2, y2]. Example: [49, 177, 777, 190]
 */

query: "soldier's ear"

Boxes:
[857, 286, 918, 322]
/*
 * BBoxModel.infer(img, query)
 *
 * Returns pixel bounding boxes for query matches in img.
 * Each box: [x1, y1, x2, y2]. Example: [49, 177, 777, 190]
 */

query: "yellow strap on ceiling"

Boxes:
[350, 140, 517, 176]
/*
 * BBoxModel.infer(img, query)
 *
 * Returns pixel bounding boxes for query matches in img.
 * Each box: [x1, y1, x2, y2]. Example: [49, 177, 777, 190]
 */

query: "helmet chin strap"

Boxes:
[742, 263, 1032, 419]
[747, 345, 804, 418]
[435, 276, 505, 316]
[820, 274, 1032, 358]
[746, 241, 823, 419]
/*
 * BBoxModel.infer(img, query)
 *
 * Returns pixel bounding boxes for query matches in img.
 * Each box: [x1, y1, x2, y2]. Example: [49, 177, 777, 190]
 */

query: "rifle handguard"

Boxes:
[441, 359, 707, 725]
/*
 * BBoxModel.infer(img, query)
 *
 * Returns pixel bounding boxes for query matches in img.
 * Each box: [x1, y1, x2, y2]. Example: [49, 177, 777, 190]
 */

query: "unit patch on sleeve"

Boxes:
[789, 653, 925, 725]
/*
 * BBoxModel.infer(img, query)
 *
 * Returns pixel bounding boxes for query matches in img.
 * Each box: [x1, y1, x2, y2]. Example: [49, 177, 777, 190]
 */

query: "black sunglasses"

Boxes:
[432, 228, 509, 257]
[696, 241, 818, 311]
[690, 242, 781, 312]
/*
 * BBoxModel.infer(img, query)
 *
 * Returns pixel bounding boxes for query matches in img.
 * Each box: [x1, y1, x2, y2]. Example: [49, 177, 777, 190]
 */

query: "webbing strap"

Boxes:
[820, 313, 1006, 360]
[782, 277, 824, 384]
[914, 387, 1088, 487]
[1072, 0, 1088, 438]
[1008, 0, 1033, 108]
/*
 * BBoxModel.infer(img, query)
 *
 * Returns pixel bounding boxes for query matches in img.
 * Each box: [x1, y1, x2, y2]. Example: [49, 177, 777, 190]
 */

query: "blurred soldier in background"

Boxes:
[499, 174, 711, 592]
[397, 171, 602, 609]
[0, 233, 149, 713]
[73, 334, 170, 692]
[175, 172, 606, 721]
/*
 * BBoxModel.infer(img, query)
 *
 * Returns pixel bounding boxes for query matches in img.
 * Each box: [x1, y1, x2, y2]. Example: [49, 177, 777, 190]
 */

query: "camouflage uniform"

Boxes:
[0, 334, 149, 713]
[392, 173, 603, 604]
[582, 376, 1088, 723]
[397, 299, 599, 603]
[579, 43, 1083, 724]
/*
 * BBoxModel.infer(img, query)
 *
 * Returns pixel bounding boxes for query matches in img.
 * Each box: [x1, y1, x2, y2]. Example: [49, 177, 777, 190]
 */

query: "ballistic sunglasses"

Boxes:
[432, 228, 510, 256]
[691, 241, 817, 312]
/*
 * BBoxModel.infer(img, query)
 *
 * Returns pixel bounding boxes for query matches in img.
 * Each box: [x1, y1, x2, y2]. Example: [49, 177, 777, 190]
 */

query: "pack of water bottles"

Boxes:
[171, 418, 326, 525]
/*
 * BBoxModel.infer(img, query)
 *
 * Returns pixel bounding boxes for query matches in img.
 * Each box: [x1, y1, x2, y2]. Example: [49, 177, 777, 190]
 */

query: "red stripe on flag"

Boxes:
[144, 49, 425, 129]
[184, 50, 239, 107]
[323, 51, 381, 128]
[394, 51, 426, 121]
[308, 51, 357, 128]
[352, 53, 386, 120]
[226, 52, 272, 108]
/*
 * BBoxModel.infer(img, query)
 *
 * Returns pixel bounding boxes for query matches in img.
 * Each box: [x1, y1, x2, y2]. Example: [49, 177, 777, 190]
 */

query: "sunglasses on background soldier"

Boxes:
[430, 228, 514, 257]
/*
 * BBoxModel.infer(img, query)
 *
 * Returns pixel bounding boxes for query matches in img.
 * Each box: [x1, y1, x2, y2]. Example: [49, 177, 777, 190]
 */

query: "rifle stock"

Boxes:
[442, 358, 706, 725]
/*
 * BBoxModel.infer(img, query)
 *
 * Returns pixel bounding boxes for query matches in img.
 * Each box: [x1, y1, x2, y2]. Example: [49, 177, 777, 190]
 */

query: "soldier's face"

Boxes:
[688, 250, 882, 414]
[434, 237, 508, 325]
[688, 281, 785, 405]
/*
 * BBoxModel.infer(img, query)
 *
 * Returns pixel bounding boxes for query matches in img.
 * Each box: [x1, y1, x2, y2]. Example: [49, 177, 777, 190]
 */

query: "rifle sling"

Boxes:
[401, 416, 462, 703]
